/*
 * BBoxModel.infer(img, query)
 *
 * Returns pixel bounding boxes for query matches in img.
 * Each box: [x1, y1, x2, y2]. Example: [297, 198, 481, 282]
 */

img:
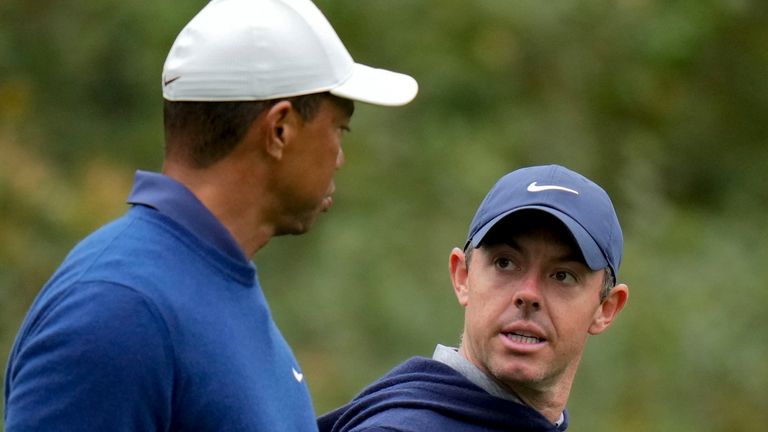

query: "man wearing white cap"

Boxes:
[4, 0, 417, 430]
[319, 165, 629, 431]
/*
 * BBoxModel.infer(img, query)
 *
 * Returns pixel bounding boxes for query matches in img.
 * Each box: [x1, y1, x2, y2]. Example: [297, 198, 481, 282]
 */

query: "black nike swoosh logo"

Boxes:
[164, 76, 181, 86]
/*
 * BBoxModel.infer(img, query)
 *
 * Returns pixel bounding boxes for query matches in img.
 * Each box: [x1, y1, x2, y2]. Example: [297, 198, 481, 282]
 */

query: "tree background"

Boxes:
[2, 0, 767, 430]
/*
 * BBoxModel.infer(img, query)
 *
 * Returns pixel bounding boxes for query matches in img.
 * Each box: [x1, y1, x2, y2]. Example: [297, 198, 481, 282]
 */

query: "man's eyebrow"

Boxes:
[492, 239, 587, 266]
[484, 240, 523, 254]
[559, 252, 588, 265]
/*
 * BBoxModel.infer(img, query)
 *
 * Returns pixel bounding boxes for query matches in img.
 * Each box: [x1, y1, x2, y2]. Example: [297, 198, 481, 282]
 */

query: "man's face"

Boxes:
[273, 97, 351, 234]
[451, 212, 620, 396]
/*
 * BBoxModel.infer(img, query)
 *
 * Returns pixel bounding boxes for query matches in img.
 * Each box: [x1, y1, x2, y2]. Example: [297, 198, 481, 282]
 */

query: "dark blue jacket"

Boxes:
[318, 357, 568, 432]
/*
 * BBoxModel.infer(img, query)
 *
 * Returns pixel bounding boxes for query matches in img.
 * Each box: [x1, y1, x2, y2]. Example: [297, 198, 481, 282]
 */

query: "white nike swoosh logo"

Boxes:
[527, 182, 579, 195]
[292, 367, 304, 383]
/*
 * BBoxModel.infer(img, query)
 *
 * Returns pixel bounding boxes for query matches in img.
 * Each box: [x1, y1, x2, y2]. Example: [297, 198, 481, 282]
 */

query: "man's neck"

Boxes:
[434, 344, 567, 426]
[162, 160, 275, 257]
[503, 383, 568, 425]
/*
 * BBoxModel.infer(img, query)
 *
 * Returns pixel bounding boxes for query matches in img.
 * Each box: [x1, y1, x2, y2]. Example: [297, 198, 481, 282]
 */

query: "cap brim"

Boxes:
[469, 206, 610, 273]
[330, 63, 418, 106]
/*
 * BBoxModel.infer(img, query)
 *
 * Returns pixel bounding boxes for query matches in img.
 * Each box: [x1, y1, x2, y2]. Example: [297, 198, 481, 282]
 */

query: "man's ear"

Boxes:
[262, 100, 295, 160]
[589, 283, 629, 335]
[449, 247, 470, 307]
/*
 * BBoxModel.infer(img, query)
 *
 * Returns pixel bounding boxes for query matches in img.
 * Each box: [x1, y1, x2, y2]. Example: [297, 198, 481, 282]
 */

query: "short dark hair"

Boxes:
[163, 93, 354, 168]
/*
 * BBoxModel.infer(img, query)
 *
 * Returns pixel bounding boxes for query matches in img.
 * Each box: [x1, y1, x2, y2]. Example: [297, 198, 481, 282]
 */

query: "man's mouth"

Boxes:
[504, 332, 545, 344]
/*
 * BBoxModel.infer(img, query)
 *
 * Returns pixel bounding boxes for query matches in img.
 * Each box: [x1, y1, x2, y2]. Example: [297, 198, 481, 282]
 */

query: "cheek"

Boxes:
[302, 140, 338, 185]
[551, 301, 601, 338]
[465, 289, 510, 330]
[318, 136, 340, 170]
[465, 271, 510, 310]
[330, 137, 343, 165]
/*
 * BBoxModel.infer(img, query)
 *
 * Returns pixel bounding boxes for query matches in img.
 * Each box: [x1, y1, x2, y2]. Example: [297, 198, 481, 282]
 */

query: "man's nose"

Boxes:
[512, 276, 542, 311]
[336, 148, 345, 169]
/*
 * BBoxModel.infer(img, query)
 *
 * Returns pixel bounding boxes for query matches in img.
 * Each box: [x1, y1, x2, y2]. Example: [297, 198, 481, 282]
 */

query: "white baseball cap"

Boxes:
[162, 0, 418, 106]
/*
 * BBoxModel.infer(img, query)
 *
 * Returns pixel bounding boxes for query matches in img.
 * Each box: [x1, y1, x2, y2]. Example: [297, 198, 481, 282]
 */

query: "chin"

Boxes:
[491, 361, 545, 387]
[283, 217, 319, 236]
[273, 205, 326, 236]
[278, 225, 310, 236]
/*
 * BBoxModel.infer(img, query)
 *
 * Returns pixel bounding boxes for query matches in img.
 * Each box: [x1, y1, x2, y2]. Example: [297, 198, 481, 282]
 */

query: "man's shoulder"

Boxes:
[378, 356, 460, 382]
[319, 356, 562, 432]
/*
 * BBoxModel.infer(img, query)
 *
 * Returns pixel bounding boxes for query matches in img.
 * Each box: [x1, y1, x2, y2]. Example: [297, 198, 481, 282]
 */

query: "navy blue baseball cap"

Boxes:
[466, 164, 623, 283]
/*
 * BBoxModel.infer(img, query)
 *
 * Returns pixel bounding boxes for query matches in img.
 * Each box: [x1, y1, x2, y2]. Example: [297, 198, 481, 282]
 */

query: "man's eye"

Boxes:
[553, 271, 576, 283]
[495, 258, 513, 269]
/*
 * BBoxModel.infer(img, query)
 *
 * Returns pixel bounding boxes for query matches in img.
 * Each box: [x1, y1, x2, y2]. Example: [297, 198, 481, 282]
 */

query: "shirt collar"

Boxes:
[126, 170, 248, 263]
[432, 344, 566, 428]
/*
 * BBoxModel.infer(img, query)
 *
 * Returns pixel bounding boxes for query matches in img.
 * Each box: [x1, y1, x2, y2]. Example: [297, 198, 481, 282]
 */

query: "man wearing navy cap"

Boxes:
[319, 165, 629, 431]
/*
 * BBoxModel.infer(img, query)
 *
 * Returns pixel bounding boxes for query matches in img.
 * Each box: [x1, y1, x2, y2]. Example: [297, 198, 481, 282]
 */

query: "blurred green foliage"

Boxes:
[2, 0, 767, 430]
